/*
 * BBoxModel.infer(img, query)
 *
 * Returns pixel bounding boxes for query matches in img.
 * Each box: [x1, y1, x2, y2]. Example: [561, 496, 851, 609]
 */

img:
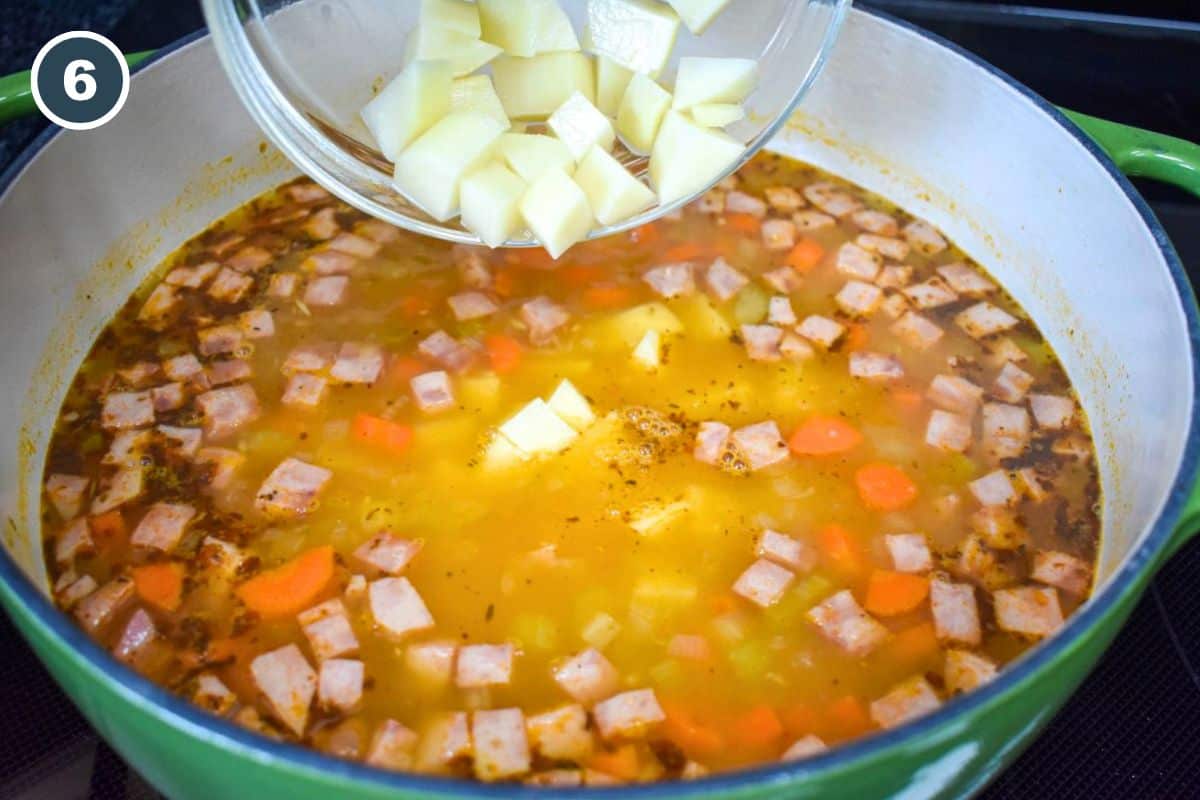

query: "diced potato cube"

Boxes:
[547, 379, 596, 430]
[584, 0, 681, 77]
[581, 612, 621, 649]
[461, 162, 527, 248]
[479, 0, 579, 57]
[519, 169, 595, 258]
[360, 60, 453, 162]
[631, 329, 661, 368]
[533, 0, 582, 53]
[492, 53, 595, 120]
[607, 302, 683, 347]
[498, 398, 579, 454]
[497, 133, 576, 183]
[649, 111, 744, 204]
[392, 112, 507, 221]
[450, 75, 509, 127]
[421, 0, 481, 37]
[616, 73, 672, 155]
[665, 0, 733, 34]
[595, 55, 634, 116]
[405, 24, 502, 77]
[548, 92, 615, 161]
[628, 500, 688, 535]
[573, 146, 655, 225]
[690, 103, 744, 128]
[483, 432, 531, 469]
[670, 293, 732, 340]
[672, 57, 758, 110]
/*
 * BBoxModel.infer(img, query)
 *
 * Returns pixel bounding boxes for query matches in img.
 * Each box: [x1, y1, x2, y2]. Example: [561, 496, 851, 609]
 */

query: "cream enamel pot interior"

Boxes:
[0, 8, 1198, 800]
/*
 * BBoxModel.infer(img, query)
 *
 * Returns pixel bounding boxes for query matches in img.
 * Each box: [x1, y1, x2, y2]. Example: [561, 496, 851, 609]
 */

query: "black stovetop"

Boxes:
[1, 2, 1199, 798]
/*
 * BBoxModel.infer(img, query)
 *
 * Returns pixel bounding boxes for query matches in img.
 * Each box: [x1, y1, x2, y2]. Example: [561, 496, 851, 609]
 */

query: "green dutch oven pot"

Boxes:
[1, 7, 1199, 799]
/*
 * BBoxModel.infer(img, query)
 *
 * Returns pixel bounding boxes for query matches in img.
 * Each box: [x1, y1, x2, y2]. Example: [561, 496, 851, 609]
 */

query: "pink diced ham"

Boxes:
[366, 720, 419, 770]
[869, 677, 941, 730]
[955, 302, 1019, 339]
[741, 324, 783, 361]
[207, 268, 253, 303]
[330, 342, 384, 384]
[318, 658, 365, 713]
[526, 704, 593, 762]
[117, 361, 161, 388]
[411, 370, 456, 413]
[643, 263, 696, 299]
[238, 309, 275, 339]
[299, 598, 360, 661]
[448, 291, 499, 321]
[698, 189, 725, 214]
[757, 529, 816, 572]
[55, 518, 93, 565]
[944, 650, 997, 694]
[195, 447, 245, 490]
[165, 260, 219, 289]
[456, 247, 493, 288]
[302, 207, 339, 240]
[982, 402, 1030, 459]
[103, 429, 151, 467]
[793, 210, 836, 230]
[354, 532, 421, 576]
[138, 284, 180, 326]
[992, 361, 1034, 403]
[130, 502, 196, 552]
[782, 735, 828, 761]
[415, 712, 473, 772]
[1029, 394, 1075, 430]
[162, 353, 207, 387]
[969, 469, 1017, 507]
[733, 558, 795, 607]
[849, 352, 904, 382]
[835, 242, 882, 282]
[196, 384, 261, 440]
[57, 574, 97, 608]
[197, 324, 244, 357]
[902, 278, 958, 309]
[209, 233, 245, 258]
[767, 295, 797, 325]
[937, 263, 996, 296]
[418, 330, 476, 373]
[74, 576, 134, 633]
[803, 183, 861, 217]
[930, 577, 981, 645]
[150, 382, 185, 412]
[592, 689, 665, 740]
[704, 257, 749, 302]
[850, 209, 899, 236]
[45, 474, 89, 520]
[993, 585, 1064, 638]
[255, 457, 332, 517]
[369, 577, 435, 640]
[835, 280, 884, 316]
[693, 421, 731, 465]
[765, 186, 805, 213]
[520, 296, 571, 343]
[405, 640, 457, 687]
[456, 643, 515, 688]
[925, 409, 972, 453]
[283, 342, 336, 374]
[227, 245, 274, 272]
[983, 336, 1029, 368]
[472, 708, 531, 781]
[250, 643, 317, 736]
[856, 233, 909, 261]
[90, 468, 143, 514]
[891, 312, 944, 350]
[667, 634, 712, 661]
[885, 533, 933, 573]
[198, 535, 247, 578]
[156, 426, 200, 458]
[807, 590, 889, 656]
[268, 272, 299, 298]
[553, 648, 619, 705]
[902, 220, 947, 255]
[114, 607, 159, 663]
[927, 374, 983, 416]
[194, 673, 238, 715]
[304, 275, 349, 306]
[876, 265, 913, 290]
[724, 190, 767, 217]
[730, 421, 790, 471]
[761, 218, 796, 250]
[282, 373, 327, 407]
[1032, 550, 1092, 595]
[761, 266, 804, 294]
[206, 359, 253, 387]
[101, 390, 154, 430]
[796, 315, 845, 348]
[780, 332, 815, 361]
[329, 232, 381, 258]
[358, 219, 401, 244]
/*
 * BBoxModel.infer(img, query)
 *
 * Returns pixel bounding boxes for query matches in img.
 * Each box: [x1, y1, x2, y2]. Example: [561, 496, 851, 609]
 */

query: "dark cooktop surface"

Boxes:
[1, 1, 1199, 797]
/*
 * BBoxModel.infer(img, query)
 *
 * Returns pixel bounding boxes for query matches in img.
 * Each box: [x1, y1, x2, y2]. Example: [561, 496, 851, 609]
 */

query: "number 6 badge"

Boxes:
[31, 31, 131, 131]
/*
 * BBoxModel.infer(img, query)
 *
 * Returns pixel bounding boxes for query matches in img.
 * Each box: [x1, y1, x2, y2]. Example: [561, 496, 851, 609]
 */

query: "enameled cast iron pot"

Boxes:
[1, 8, 1200, 799]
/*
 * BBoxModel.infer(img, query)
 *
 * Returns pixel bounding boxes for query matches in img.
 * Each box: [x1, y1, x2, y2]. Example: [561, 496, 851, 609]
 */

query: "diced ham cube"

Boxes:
[418, 330, 476, 373]
[944, 650, 997, 694]
[730, 421, 790, 470]
[803, 183, 861, 217]
[1015, 467, 1049, 501]
[937, 263, 995, 296]
[553, 648, 619, 705]
[992, 361, 1034, 403]
[761, 266, 804, 294]
[103, 429, 151, 468]
[767, 295, 797, 326]
[329, 232, 381, 258]
[472, 708, 531, 781]
[891, 312, 944, 350]
[304, 275, 349, 306]
[1030, 394, 1075, 430]
[238, 309, 275, 339]
[1052, 434, 1092, 461]
[74, 576, 134, 633]
[741, 324, 783, 361]
[705, 257, 749, 301]
[930, 577, 981, 645]
[255, 457, 332, 517]
[955, 302, 1019, 339]
[456, 247, 493, 288]
[982, 402, 1030, 459]
[55, 518, 93, 565]
[206, 359, 253, 387]
[807, 589, 889, 656]
[869, 677, 941, 730]
[302, 207, 339, 240]
[643, 263, 696, 299]
[162, 353, 208, 387]
[194, 673, 238, 715]
[209, 233, 245, 257]
[117, 361, 161, 388]
[369, 577, 435, 640]
[876, 265, 913, 290]
[197, 535, 247, 577]
[592, 689, 665, 740]
[330, 342, 384, 384]
[448, 292, 499, 321]
[850, 209, 899, 236]
[757, 529, 816, 572]
[694, 420, 731, 465]
[902, 278, 958, 309]
[993, 585, 1064, 638]
[856, 233, 909, 261]
[762, 218, 797, 250]
[969, 470, 1017, 507]
[299, 598, 360, 661]
[150, 382, 185, 412]
[725, 190, 767, 217]
[926, 409, 972, 452]
[521, 296, 571, 344]
[849, 352, 904, 382]
[91, 468, 143, 514]
[45, 474, 89, 520]
[835, 242, 882, 282]
[411, 370, 456, 413]
[886, 533, 933, 573]
[733, 558, 795, 607]
[101, 391, 154, 430]
[782, 735, 828, 761]
[58, 574, 98, 608]
[415, 712, 473, 772]
[697, 189, 725, 213]
[114, 607, 159, 663]
[793, 210, 836, 230]
[196, 384, 261, 439]
[780, 332, 815, 361]
[197, 324, 244, 357]
[835, 280, 884, 316]
[228, 245, 274, 272]
[195, 447, 245, 490]
[1032, 550, 1092, 595]
[156, 425, 200, 458]
[765, 186, 805, 213]
[405, 640, 457, 687]
[879, 292, 910, 320]
[283, 342, 336, 374]
[456, 643, 515, 688]
[358, 219, 401, 244]
[250, 643, 317, 736]
[354, 532, 421, 576]
[927, 374, 983, 416]
[366, 720, 419, 770]
[138, 284, 180, 326]
[268, 272, 299, 298]
[282, 373, 327, 407]
[902, 220, 947, 255]
[526, 704, 593, 762]
[165, 260, 220, 289]
[796, 315, 845, 349]
[318, 658, 365, 713]
[130, 502, 196, 552]
[207, 267, 253, 303]
[667, 633, 712, 661]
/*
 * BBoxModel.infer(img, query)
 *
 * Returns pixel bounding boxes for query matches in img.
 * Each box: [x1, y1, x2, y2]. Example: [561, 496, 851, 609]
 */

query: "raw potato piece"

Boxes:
[450, 75, 509, 127]
[672, 57, 758, 110]
[547, 379, 596, 431]
[585, 0, 681, 77]
[392, 112, 506, 221]
[405, 25, 502, 77]
[492, 53, 596, 120]
[519, 168, 595, 258]
[548, 92, 615, 161]
[361, 60, 453, 161]
[421, 0, 481, 37]
[499, 398, 579, 454]
[595, 55, 634, 116]
[497, 133, 576, 183]
[665, 0, 733, 34]
[616, 73, 672, 155]
[631, 329, 661, 368]
[573, 146, 655, 225]
[461, 162, 527, 248]
[650, 111, 744, 204]
[479, 0, 579, 58]
[690, 103, 744, 127]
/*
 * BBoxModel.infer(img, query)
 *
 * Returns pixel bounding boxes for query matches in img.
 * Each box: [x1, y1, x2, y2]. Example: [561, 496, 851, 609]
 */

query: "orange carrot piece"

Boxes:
[725, 213, 762, 235]
[351, 413, 414, 456]
[388, 356, 427, 385]
[864, 570, 930, 616]
[662, 703, 724, 757]
[788, 415, 863, 456]
[887, 621, 940, 665]
[709, 592, 738, 615]
[819, 524, 865, 576]
[855, 462, 919, 511]
[663, 242, 706, 261]
[631, 222, 661, 245]
[131, 562, 185, 612]
[730, 705, 785, 749]
[589, 745, 641, 781]
[492, 268, 517, 298]
[561, 264, 607, 287]
[845, 323, 870, 351]
[781, 703, 819, 737]
[785, 238, 825, 272]
[235, 545, 335, 618]
[824, 695, 872, 739]
[892, 389, 924, 412]
[484, 334, 523, 374]
[582, 284, 635, 309]
[399, 293, 432, 318]
[88, 510, 126, 547]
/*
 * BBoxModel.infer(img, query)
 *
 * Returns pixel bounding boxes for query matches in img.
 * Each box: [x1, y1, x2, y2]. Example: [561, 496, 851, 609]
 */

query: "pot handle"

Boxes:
[0, 51, 154, 126]
[1062, 109, 1200, 199]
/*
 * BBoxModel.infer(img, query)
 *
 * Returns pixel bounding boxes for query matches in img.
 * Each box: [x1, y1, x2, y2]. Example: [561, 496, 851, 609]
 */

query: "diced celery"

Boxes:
[632, 574, 698, 608]
[733, 284, 769, 324]
[670, 294, 732, 340]
[513, 613, 559, 651]
[728, 639, 771, 681]
[711, 611, 747, 643]
[581, 611, 621, 649]
[649, 658, 685, 688]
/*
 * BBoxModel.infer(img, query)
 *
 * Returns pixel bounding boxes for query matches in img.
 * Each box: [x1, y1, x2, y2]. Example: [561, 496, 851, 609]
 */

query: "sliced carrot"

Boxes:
[630, 222, 661, 245]
[351, 413, 414, 456]
[864, 569, 930, 616]
[887, 621, 940, 665]
[484, 334, 523, 374]
[582, 284, 635, 309]
[855, 462, 919, 511]
[561, 264, 607, 287]
[709, 592, 737, 615]
[388, 356, 427, 385]
[730, 705, 784, 749]
[131, 562, 185, 612]
[819, 523, 865, 576]
[235, 545, 335, 618]
[661, 702, 723, 757]
[892, 389, 924, 412]
[824, 695, 872, 739]
[781, 703, 819, 737]
[725, 213, 762, 235]
[399, 293, 433, 318]
[785, 238, 825, 272]
[589, 745, 641, 781]
[663, 242, 706, 261]
[88, 510, 126, 548]
[788, 415, 863, 456]
[492, 268, 517, 298]
[506, 246, 557, 270]
[845, 323, 870, 351]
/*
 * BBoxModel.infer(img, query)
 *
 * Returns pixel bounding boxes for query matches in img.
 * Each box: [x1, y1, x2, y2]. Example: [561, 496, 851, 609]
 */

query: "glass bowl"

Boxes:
[202, 0, 851, 247]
